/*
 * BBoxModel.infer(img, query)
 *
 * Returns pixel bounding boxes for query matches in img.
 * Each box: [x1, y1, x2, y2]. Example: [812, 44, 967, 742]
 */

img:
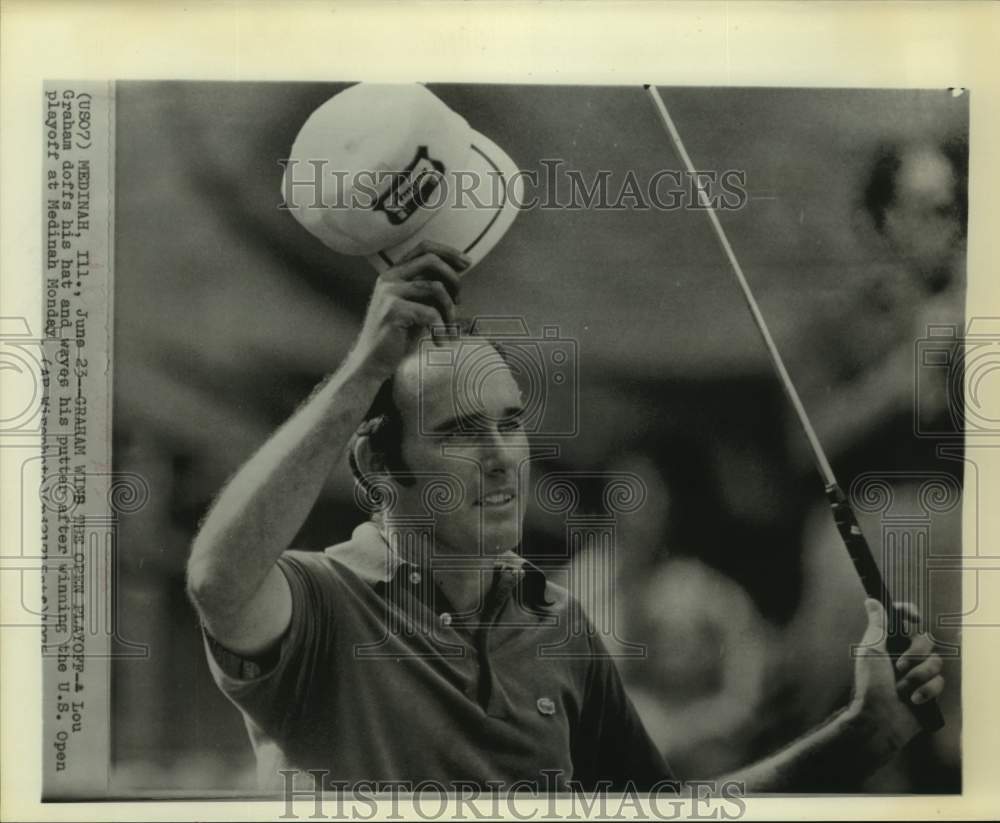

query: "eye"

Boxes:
[498, 410, 525, 434]
[436, 418, 487, 438]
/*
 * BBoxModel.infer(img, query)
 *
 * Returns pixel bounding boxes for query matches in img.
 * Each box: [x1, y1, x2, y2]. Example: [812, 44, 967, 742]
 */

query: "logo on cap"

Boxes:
[374, 146, 446, 226]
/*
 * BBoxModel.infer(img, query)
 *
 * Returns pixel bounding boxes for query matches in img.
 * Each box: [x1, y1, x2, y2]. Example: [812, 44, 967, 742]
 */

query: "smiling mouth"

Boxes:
[476, 492, 515, 507]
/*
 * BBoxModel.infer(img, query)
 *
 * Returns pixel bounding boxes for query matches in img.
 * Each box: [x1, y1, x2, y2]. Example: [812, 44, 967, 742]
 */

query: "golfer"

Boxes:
[186, 84, 945, 793]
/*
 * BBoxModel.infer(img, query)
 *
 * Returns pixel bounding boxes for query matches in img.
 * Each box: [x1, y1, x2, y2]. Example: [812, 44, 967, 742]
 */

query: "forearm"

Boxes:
[715, 703, 898, 793]
[187, 353, 385, 614]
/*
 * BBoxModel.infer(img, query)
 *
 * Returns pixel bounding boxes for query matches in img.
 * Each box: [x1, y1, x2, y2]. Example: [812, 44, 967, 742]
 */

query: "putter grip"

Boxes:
[825, 484, 945, 733]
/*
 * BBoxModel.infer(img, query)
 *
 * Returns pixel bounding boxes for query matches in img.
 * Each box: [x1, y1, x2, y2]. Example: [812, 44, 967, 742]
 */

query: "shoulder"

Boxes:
[276, 522, 393, 595]
[274, 546, 363, 603]
[276, 548, 340, 581]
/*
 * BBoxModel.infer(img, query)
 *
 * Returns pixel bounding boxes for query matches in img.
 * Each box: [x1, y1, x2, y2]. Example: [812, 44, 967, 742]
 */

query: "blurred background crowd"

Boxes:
[110, 83, 966, 794]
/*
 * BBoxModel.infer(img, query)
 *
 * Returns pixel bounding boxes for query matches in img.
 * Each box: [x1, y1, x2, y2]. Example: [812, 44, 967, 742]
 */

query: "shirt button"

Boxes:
[408, 571, 422, 585]
[537, 697, 556, 716]
[440, 612, 453, 627]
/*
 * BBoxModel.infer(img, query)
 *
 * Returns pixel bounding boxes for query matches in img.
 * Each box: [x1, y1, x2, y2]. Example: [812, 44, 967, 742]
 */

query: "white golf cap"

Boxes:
[282, 83, 523, 273]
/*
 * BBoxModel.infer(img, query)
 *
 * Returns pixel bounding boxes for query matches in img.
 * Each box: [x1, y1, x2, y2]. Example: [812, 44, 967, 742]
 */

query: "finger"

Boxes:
[896, 654, 943, 695]
[399, 240, 472, 272]
[910, 674, 945, 705]
[392, 300, 445, 337]
[892, 600, 920, 623]
[390, 254, 462, 302]
[895, 633, 935, 673]
[393, 279, 456, 325]
[397, 244, 427, 264]
[892, 601, 922, 625]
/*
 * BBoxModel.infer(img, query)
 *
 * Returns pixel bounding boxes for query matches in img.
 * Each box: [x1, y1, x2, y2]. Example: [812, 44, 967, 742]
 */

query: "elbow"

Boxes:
[185, 543, 229, 616]
[186, 538, 256, 624]
[185, 550, 213, 612]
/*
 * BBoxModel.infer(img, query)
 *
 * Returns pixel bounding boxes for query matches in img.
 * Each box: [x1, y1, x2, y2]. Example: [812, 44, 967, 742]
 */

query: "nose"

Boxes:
[481, 432, 510, 477]
[479, 426, 521, 476]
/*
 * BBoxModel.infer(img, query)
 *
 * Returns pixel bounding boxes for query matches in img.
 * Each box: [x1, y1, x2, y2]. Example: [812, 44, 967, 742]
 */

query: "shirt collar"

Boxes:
[323, 522, 401, 583]
[323, 522, 551, 608]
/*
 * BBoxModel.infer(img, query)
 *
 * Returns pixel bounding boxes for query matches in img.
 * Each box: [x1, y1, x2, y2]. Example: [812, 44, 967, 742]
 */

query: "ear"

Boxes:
[352, 434, 398, 514]
[352, 433, 386, 478]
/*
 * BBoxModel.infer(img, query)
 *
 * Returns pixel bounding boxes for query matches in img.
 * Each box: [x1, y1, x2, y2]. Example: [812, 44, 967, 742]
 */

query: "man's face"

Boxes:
[389, 338, 530, 557]
[884, 146, 963, 287]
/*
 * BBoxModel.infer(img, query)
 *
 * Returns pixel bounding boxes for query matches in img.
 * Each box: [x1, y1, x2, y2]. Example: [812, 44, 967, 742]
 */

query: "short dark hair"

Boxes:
[863, 136, 968, 236]
[347, 321, 509, 497]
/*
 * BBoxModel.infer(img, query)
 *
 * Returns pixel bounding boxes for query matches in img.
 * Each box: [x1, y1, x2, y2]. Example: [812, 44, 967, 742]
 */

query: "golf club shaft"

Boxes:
[643, 83, 943, 732]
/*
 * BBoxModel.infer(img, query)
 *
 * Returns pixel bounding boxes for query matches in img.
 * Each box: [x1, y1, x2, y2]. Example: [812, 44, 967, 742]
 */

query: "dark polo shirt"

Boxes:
[204, 523, 675, 792]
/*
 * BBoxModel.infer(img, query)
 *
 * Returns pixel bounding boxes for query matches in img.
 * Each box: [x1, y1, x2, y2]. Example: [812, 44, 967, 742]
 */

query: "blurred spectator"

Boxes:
[864, 137, 967, 292]
[794, 137, 967, 471]
[626, 558, 776, 779]
[569, 454, 779, 779]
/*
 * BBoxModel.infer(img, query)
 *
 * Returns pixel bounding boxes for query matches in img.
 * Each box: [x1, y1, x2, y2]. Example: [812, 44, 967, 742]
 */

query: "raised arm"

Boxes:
[717, 599, 945, 792]
[185, 244, 466, 654]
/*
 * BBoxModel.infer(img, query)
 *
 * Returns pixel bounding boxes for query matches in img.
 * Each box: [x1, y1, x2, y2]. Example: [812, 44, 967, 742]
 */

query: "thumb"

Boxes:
[859, 598, 889, 654]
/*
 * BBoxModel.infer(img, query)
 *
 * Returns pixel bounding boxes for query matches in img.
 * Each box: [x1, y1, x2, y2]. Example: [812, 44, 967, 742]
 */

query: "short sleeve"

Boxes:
[202, 550, 340, 742]
[571, 629, 677, 792]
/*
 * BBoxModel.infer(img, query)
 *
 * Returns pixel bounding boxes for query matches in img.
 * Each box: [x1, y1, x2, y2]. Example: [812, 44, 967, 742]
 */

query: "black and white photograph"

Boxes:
[104, 80, 966, 799]
[3, 2, 999, 821]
